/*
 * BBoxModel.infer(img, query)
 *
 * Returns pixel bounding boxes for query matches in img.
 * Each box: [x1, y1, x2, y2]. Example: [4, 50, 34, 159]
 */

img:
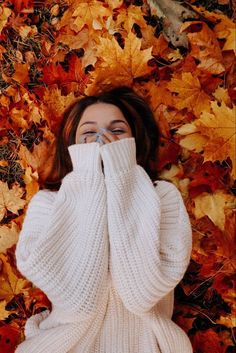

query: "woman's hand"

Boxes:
[100, 130, 120, 144]
[81, 130, 120, 145]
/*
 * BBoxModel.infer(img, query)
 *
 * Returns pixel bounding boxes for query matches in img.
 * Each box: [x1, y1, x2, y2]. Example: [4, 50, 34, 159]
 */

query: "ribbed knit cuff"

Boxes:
[68, 142, 102, 174]
[99, 137, 137, 177]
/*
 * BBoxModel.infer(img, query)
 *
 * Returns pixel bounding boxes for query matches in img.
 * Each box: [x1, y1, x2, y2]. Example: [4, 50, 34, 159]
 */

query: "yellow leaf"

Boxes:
[86, 32, 153, 95]
[212, 86, 232, 106]
[71, 0, 111, 32]
[179, 132, 208, 153]
[116, 5, 147, 32]
[0, 222, 20, 253]
[0, 300, 10, 320]
[193, 190, 233, 230]
[0, 182, 26, 222]
[194, 101, 236, 179]
[0, 254, 31, 302]
[99, 32, 153, 76]
[0, 7, 11, 34]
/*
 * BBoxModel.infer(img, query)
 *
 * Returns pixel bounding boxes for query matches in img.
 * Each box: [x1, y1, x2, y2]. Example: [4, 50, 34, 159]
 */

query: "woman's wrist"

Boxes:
[99, 137, 137, 177]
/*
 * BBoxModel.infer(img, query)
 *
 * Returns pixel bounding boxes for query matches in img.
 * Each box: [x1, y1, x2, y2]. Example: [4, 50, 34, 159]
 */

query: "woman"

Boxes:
[15, 86, 193, 353]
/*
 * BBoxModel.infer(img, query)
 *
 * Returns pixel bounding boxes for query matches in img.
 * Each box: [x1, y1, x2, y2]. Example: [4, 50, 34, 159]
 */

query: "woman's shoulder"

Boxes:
[28, 188, 58, 208]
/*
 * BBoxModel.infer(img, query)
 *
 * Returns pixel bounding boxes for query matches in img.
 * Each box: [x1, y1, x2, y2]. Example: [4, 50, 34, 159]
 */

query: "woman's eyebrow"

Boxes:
[80, 120, 128, 127]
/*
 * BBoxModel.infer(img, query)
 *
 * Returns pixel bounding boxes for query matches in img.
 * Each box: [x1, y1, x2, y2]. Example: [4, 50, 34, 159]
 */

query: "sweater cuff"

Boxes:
[68, 142, 102, 174]
[99, 137, 137, 177]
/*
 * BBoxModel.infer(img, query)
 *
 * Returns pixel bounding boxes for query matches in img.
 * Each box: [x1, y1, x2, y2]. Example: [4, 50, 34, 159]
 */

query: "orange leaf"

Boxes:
[180, 21, 225, 74]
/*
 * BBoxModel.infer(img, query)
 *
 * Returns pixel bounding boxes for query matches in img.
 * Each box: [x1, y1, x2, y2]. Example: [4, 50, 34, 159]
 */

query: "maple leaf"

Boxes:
[116, 5, 148, 32]
[42, 88, 77, 132]
[0, 253, 31, 302]
[180, 21, 225, 75]
[212, 86, 231, 106]
[18, 133, 56, 183]
[42, 55, 89, 93]
[190, 5, 236, 54]
[86, 32, 153, 94]
[194, 101, 236, 179]
[58, 0, 111, 32]
[167, 72, 211, 117]
[0, 222, 19, 253]
[0, 182, 26, 222]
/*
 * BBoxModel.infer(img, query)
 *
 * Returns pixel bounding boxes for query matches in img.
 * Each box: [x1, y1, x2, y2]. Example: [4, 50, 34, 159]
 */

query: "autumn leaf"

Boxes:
[194, 101, 236, 179]
[42, 55, 89, 92]
[12, 62, 29, 84]
[192, 190, 234, 231]
[58, 0, 111, 32]
[180, 21, 225, 74]
[0, 253, 31, 302]
[0, 222, 19, 253]
[167, 72, 211, 117]
[192, 328, 227, 353]
[0, 6, 11, 34]
[86, 32, 153, 95]
[116, 5, 148, 32]
[0, 182, 26, 222]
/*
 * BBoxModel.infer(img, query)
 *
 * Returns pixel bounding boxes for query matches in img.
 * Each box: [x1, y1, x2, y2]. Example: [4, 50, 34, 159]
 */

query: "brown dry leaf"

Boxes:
[167, 72, 211, 117]
[0, 182, 26, 222]
[194, 101, 236, 179]
[180, 21, 225, 74]
[0, 254, 31, 302]
[0, 222, 20, 254]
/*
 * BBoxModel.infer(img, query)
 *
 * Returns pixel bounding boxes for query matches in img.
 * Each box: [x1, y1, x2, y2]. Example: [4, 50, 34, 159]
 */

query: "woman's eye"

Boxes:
[84, 131, 96, 134]
[112, 129, 124, 134]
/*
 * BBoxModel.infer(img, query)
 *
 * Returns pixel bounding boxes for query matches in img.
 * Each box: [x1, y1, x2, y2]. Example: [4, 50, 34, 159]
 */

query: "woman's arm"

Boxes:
[15, 141, 109, 320]
[100, 137, 192, 316]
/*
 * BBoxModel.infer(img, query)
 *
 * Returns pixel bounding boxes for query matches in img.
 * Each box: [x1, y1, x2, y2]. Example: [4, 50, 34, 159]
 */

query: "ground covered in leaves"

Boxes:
[0, 0, 235, 352]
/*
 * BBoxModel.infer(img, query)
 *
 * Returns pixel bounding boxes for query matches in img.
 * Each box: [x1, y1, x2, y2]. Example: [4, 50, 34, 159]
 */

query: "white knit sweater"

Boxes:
[15, 137, 193, 353]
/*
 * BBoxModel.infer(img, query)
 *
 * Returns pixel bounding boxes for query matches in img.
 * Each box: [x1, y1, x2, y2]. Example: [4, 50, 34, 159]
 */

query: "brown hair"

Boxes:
[42, 86, 161, 191]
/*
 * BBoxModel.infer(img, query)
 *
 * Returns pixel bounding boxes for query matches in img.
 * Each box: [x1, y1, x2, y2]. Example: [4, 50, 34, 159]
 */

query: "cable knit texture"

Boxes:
[15, 137, 193, 353]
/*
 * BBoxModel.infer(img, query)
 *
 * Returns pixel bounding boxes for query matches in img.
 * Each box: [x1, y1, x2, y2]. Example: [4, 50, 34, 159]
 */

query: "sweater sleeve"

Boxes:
[99, 137, 192, 316]
[15, 141, 109, 348]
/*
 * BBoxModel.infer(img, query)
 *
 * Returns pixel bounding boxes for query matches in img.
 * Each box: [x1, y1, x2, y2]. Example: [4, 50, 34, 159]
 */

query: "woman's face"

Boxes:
[75, 102, 133, 144]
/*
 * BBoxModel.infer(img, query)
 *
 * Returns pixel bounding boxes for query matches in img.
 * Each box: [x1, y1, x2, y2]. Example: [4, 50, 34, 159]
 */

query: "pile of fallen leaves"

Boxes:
[0, 0, 235, 352]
